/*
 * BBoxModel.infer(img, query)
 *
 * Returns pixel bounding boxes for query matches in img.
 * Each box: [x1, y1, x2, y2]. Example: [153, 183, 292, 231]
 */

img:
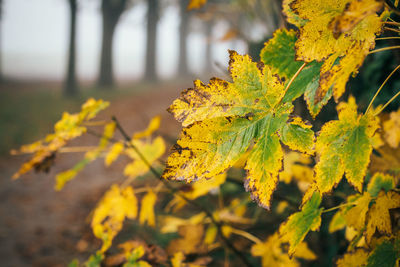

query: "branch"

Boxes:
[111, 116, 254, 267]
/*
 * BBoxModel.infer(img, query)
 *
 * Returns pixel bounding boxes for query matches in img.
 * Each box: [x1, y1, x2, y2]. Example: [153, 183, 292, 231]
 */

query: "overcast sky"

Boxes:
[1, 0, 246, 81]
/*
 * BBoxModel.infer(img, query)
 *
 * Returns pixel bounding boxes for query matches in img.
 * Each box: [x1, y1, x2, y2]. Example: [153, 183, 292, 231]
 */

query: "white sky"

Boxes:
[1, 0, 247, 81]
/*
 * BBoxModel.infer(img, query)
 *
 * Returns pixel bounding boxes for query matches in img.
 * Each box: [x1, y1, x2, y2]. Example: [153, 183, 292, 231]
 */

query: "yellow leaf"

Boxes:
[187, 0, 206, 10]
[132, 115, 161, 140]
[280, 151, 313, 185]
[139, 190, 157, 227]
[315, 97, 379, 193]
[289, 0, 384, 102]
[251, 232, 315, 267]
[124, 137, 165, 178]
[171, 252, 185, 267]
[169, 173, 226, 211]
[105, 142, 124, 166]
[383, 108, 400, 148]
[343, 192, 372, 231]
[166, 224, 207, 255]
[159, 212, 206, 234]
[365, 191, 400, 243]
[91, 185, 138, 252]
[336, 249, 369, 267]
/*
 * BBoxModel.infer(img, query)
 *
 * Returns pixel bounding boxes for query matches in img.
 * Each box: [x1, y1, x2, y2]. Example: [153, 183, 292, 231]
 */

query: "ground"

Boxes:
[0, 80, 185, 266]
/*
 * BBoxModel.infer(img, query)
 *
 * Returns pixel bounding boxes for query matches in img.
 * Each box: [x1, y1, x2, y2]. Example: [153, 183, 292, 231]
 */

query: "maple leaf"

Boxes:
[91, 185, 138, 252]
[251, 232, 316, 267]
[279, 191, 322, 255]
[336, 249, 369, 267]
[383, 108, 400, 148]
[260, 29, 330, 117]
[139, 189, 157, 227]
[164, 51, 315, 208]
[285, 0, 385, 102]
[367, 173, 395, 197]
[365, 191, 400, 243]
[365, 238, 400, 267]
[315, 97, 379, 193]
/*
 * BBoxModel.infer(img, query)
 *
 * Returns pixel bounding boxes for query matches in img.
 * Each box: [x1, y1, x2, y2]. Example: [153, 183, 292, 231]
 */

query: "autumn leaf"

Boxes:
[336, 249, 369, 267]
[260, 29, 330, 117]
[91, 185, 138, 252]
[166, 224, 207, 255]
[139, 190, 157, 227]
[383, 108, 400, 148]
[279, 151, 313, 189]
[132, 115, 161, 140]
[187, 0, 206, 10]
[365, 238, 400, 267]
[315, 97, 379, 193]
[55, 121, 116, 190]
[343, 193, 372, 231]
[285, 0, 385, 102]
[279, 191, 322, 255]
[251, 232, 316, 267]
[365, 191, 400, 243]
[164, 50, 315, 208]
[13, 98, 109, 179]
[367, 173, 395, 197]
[105, 142, 125, 166]
[124, 137, 165, 178]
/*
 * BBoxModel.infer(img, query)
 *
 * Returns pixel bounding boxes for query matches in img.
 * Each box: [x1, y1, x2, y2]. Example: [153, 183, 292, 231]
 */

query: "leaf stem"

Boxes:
[284, 62, 307, 94]
[376, 36, 400, 40]
[374, 89, 400, 116]
[384, 21, 400, 27]
[369, 45, 400, 54]
[111, 116, 254, 267]
[322, 202, 356, 213]
[365, 64, 400, 114]
[384, 27, 400, 34]
[230, 228, 262, 244]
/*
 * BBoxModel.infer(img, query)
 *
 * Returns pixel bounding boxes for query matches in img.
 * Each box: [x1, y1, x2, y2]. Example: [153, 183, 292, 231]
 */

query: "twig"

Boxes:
[365, 64, 400, 114]
[111, 116, 254, 267]
[369, 45, 400, 54]
[374, 89, 400, 116]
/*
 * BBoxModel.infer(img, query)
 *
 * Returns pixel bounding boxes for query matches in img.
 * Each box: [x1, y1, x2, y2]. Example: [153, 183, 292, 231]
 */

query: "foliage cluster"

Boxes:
[12, 0, 400, 266]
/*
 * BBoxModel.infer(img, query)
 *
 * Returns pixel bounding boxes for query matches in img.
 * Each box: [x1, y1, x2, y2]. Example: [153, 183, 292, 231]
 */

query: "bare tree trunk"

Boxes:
[144, 0, 159, 81]
[97, 0, 127, 88]
[204, 20, 213, 74]
[64, 0, 78, 96]
[178, 0, 189, 77]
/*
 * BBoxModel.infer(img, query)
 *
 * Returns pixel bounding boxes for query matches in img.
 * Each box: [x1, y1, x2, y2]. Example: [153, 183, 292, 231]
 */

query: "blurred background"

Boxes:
[0, 0, 284, 266]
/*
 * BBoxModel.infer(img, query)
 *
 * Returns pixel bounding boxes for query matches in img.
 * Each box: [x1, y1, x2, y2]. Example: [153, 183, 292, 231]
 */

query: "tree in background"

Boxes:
[144, 0, 159, 81]
[97, 0, 128, 88]
[64, 0, 79, 96]
[177, 0, 190, 77]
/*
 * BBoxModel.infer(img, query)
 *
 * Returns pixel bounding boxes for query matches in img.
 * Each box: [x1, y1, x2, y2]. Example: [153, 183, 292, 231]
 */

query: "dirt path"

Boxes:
[0, 84, 184, 266]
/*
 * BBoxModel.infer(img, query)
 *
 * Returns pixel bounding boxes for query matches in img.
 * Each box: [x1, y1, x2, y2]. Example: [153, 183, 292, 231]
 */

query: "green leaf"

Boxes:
[164, 50, 313, 208]
[280, 117, 315, 154]
[260, 29, 329, 117]
[279, 191, 322, 255]
[366, 239, 400, 267]
[315, 98, 379, 193]
[367, 173, 395, 197]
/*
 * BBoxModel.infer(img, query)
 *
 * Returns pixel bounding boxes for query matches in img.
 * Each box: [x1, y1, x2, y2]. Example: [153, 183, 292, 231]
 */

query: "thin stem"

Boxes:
[376, 36, 400, 40]
[366, 64, 400, 114]
[369, 45, 400, 54]
[284, 62, 307, 94]
[230, 228, 262, 244]
[385, 21, 400, 27]
[111, 116, 254, 267]
[322, 202, 356, 213]
[374, 89, 400, 116]
[384, 27, 400, 34]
